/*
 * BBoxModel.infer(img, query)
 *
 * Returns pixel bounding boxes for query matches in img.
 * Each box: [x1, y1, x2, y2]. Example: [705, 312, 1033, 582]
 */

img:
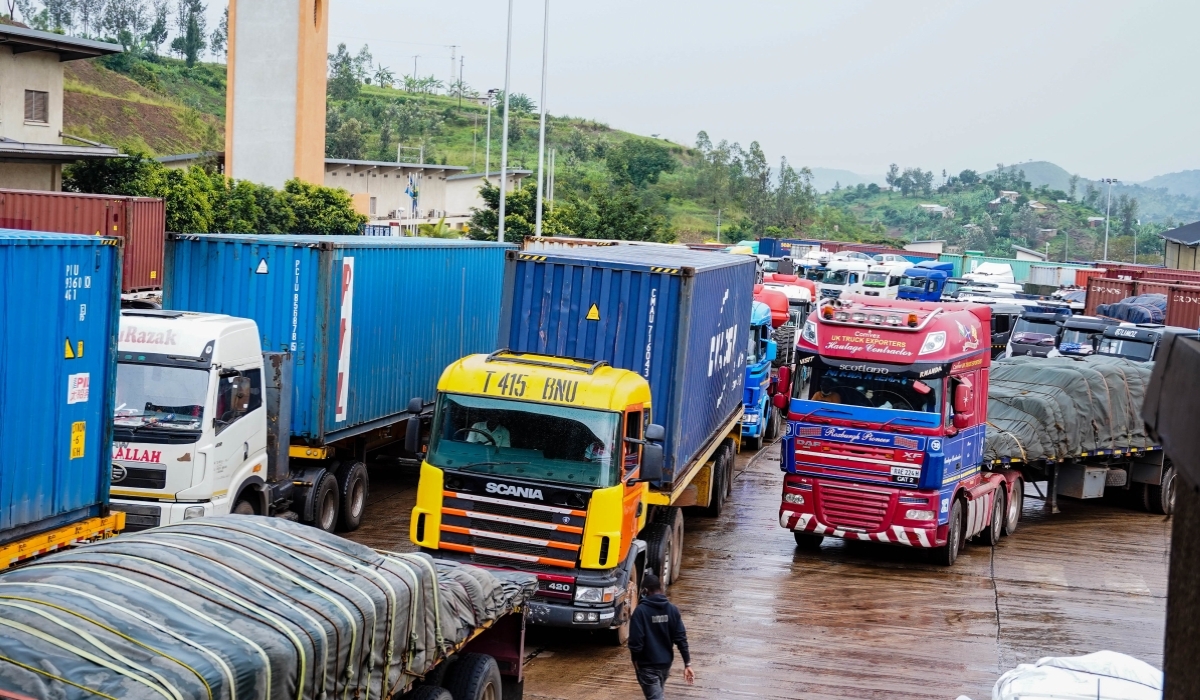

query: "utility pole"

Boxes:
[412, 55, 419, 80]
[498, 0, 514, 243]
[458, 56, 464, 110]
[472, 113, 478, 170]
[1101, 177, 1118, 261]
[548, 148, 556, 212]
[484, 88, 497, 179]
[534, 0, 551, 236]
[716, 209, 722, 242]
[449, 45, 458, 92]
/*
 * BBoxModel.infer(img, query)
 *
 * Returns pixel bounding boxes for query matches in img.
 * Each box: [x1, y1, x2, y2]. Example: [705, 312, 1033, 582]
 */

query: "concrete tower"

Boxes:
[224, 0, 328, 187]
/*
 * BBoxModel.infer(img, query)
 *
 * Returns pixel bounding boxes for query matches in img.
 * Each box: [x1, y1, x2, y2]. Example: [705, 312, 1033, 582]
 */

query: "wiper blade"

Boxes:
[453, 461, 531, 473]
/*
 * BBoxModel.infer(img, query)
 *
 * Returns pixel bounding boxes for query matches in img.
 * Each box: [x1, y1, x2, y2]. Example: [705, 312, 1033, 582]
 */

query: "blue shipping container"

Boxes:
[164, 234, 513, 443]
[0, 232, 121, 544]
[499, 247, 756, 487]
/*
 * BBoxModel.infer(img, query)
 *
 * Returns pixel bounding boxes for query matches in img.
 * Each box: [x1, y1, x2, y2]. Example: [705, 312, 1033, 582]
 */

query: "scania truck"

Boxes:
[108, 234, 509, 533]
[409, 246, 755, 641]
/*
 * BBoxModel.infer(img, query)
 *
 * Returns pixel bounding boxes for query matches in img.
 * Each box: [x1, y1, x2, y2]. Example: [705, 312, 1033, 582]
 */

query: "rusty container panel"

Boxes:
[1136, 280, 1172, 298]
[1143, 268, 1200, 284]
[1074, 268, 1107, 289]
[1085, 277, 1135, 316]
[1166, 285, 1200, 330]
[0, 188, 165, 292]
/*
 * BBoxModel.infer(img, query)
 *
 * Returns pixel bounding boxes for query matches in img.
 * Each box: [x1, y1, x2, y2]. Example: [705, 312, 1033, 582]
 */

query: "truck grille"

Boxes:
[818, 483, 891, 531]
[112, 466, 167, 490]
[112, 503, 162, 532]
[441, 491, 584, 570]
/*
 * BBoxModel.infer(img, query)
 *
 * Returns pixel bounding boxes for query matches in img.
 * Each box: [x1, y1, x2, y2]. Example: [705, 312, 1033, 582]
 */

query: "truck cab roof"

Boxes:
[1103, 323, 1191, 344]
[437, 351, 652, 413]
[118, 309, 261, 365]
[1062, 315, 1117, 331]
[804, 296, 991, 364]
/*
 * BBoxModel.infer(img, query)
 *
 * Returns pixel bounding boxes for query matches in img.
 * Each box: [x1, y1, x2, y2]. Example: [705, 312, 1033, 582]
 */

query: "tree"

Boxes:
[957, 169, 980, 186]
[885, 163, 900, 188]
[605, 139, 675, 188]
[209, 5, 227, 57]
[285, 179, 366, 234]
[1119, 195, 1139, 236]
[447, 79, 476, 98]
[145, 0, 169, 54]
[100, 0, 150, 49]
[372, 64, 394, 89]
[1068, 174, 1079, 202]
[506, 92, 536, 114]
[327, 43, 359, 100]
[326, 117, 365, 159]
[352, 45, 372, 83]
[170, 0, 206, 66]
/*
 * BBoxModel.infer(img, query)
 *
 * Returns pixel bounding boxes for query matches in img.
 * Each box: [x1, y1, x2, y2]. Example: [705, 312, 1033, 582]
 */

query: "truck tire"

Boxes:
[1144, 465, 1177, 515]
[980, 488, 1005, 547]
[443, 653, 502, 700]
[232, 499, 256, 516]
[335, 461, 369, 532]
[654, 507, 685, 584]
[748, 424, 764, 451]
[643, 522, 673, 590]
[698, 450, 728, 518]
[1003, 479, 1023, 537]
[932, 498, 965, 566]
[765, 407, 781, 441]
[407, 687, 452, 700]
[309, 471, 341, 533]
[606, 571, 639, 646]
[793, 531, 823, 550]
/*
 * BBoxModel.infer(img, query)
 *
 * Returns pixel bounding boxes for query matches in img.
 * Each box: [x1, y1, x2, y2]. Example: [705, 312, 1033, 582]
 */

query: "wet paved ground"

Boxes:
[349, 441, 1171, 700]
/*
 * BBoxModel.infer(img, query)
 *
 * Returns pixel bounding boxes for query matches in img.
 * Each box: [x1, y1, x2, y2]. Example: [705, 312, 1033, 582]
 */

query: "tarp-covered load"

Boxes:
[0, 516, 536, 700]
[1096, 293, 1167, 324]
[984, 355, 1155, 463]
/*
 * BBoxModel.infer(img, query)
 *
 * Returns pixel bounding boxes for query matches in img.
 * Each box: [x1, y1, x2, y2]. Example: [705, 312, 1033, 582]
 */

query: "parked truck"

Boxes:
[409, 246, 754, 641]
[0, 232, 125, 569]
[897, 261, 958, 301]
[741, 300, 780, 450]
[108, 234, 511, 534]
[779, 296, 1018, 565]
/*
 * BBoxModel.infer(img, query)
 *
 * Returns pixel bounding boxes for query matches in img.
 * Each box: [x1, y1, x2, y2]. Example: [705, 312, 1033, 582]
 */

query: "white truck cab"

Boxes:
[111, 310, 269, 529]
[817, 260, 871, 299]
[861, 263, 905, 298]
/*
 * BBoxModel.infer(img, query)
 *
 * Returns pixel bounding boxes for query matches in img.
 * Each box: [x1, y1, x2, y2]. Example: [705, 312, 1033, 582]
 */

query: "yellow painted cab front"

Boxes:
[411, 351, 658, 630]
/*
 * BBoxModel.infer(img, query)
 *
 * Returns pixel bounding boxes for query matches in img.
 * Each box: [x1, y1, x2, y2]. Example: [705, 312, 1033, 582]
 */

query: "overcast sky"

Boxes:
[318, 0, 1195, 181]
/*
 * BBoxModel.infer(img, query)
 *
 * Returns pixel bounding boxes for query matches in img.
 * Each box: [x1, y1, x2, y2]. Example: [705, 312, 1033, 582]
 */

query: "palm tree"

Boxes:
[373, 65, 395, 89]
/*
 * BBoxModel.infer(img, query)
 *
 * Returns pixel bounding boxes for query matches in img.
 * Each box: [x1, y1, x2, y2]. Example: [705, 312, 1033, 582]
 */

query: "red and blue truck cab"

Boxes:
[777, 296, 1021, 565]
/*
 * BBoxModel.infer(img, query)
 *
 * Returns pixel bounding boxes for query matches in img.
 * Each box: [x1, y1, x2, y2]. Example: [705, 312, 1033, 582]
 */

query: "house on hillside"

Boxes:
[1027, 200, 1049, 212]
[987, 190, 1022, 211]
[918, 203, 949, 216]
[1087, 216, 1106, 227]
[1160, 220, 1200, 270]
[159, 152, 531, 233]
[1012, 245, 1048, 262]
[0, 25, 124, 191]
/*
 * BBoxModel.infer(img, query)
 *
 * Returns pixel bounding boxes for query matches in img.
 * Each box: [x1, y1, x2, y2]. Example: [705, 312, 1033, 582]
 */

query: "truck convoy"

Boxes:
[0, 232, 126, 569]
[109, 234, 510, 534]
[779, 296, 1018, 565]
[741, 300, 780, 449]
[409, 246, 754, 641]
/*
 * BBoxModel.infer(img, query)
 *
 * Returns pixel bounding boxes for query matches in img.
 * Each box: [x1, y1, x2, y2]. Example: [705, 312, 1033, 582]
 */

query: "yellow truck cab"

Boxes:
[411, 351, 668, 641]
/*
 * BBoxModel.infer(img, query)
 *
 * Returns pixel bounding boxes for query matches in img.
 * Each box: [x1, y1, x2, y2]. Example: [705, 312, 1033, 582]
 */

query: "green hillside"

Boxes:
[1141, 170, 1200, 199]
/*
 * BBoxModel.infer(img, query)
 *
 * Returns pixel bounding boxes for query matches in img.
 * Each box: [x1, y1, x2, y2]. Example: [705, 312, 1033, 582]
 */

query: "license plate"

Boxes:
[890, 466, 920, 485]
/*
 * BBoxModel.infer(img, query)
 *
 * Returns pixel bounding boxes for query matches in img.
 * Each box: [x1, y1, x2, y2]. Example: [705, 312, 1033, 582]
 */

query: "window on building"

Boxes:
[24, 90, 48, 123]
[370, 197, 377, 216]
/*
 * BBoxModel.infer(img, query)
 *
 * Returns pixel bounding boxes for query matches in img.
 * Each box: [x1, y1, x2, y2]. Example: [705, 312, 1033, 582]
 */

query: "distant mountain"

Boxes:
[1139, 170, 1200, 199]
[808, 168, 882, 193]
[983, 161, 1077, 193]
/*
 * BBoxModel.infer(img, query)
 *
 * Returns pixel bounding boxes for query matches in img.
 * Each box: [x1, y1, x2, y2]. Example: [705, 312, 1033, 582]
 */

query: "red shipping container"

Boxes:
[1074, 268, 1107, 289]
[1136, 280, 1173, 298]
[1085, 277, 1135, 316]
[1142, 268, 1200, 284]
[0, 188, 164, 292]
[1166, 285, 1200, 330]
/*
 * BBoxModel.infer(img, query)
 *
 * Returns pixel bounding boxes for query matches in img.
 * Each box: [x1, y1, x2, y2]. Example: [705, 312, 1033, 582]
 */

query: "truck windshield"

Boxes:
[897, 274, 924, 288]
[1013, 317, 1059, 336]
[822, 269, 851, 285]
[428, 393, 622, 488]
[1060, 328, 1096, 345]
[1097, 337, 1154, 361]
[807, 363, 942, 413]
[863, 272, 889, 288]
[114, 363, 208, 429]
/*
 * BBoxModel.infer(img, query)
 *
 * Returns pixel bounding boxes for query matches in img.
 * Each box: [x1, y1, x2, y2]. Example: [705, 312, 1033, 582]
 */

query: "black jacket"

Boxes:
[628, 593, 690, 668]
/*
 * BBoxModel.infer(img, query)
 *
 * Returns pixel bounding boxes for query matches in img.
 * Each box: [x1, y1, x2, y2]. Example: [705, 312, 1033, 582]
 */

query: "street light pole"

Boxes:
[497, 0, 514, 243]
[1102, 177, 1118, 261]
[534, 0, 551, 236]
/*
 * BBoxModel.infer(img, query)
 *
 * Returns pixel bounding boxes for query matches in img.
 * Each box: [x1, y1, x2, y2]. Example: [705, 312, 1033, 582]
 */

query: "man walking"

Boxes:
[628, 572, 694, 699]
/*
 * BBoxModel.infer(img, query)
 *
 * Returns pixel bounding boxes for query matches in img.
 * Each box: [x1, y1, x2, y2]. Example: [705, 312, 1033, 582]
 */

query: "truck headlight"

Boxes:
[783, 492, 805, 505]
[575, 585, 620, 603]
[183, 506, 206, 520]
[904, 509, 935, 521]
[801, 320, 817, 345]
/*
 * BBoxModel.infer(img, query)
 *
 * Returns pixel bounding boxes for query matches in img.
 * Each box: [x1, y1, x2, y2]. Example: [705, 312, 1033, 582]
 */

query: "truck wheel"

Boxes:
[721, 439, 736, 501]
[335, 461, 369, 532]
[765, 407, 781, 441]
[699, 450, 728, 518]
[310, 471, 341, 533]
[442, 652, 502, 700]
[1144, 465, 1177, 515]
[232, 499, 256, 516]
[981, 488, 1005, 547]
[793, 531, 823, 550]
[932, 498, 964, 566]
[643, 522, 672, 589]
[654, 507, 685, 584]
[749, 425, 764, 451]
[1003, 479, 1023, 536]
[407, 687, 452, 700]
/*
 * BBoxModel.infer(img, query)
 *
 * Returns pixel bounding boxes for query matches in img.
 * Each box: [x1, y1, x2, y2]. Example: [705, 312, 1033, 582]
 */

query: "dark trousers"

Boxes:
[636, 664, 671, 700]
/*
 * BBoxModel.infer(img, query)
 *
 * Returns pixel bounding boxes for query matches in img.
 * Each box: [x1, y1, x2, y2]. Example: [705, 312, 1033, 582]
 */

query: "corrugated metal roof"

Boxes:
[169, 233, 511, 249]
[1160, 220, 1200, 247]
[524, 244, 754, 273]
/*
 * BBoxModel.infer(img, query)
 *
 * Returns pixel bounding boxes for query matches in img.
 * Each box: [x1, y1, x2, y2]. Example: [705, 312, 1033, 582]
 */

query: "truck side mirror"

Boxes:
[407, 397, 423, 414]
[777, 366, 791, 393]
[773, 392, 789, 410]
[405, 416, 422, 454]
[638, 443, 664, 483]
[765, 340, 777, 363]
[953, 382, 973, 413]
[645, 423, 665, 442]
[952, 413, 970, 430]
